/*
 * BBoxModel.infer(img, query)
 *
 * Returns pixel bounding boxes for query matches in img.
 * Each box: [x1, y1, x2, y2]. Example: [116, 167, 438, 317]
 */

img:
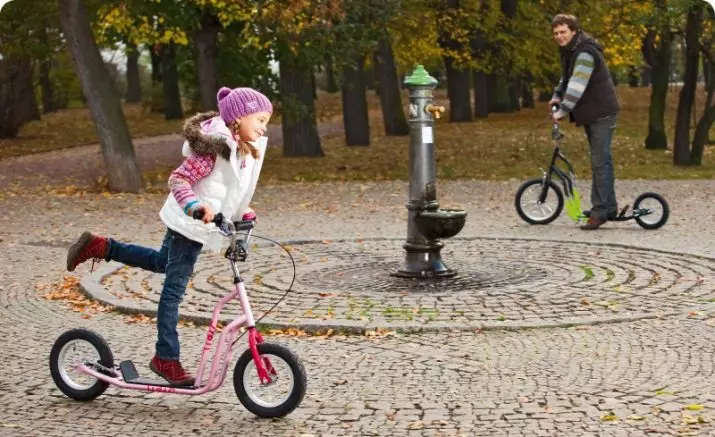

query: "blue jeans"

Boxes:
[584, 115, 618, 221]
[106, 228, 203, 360]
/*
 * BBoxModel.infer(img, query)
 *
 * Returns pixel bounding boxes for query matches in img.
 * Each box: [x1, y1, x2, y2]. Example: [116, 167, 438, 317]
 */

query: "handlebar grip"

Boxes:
[192, 208, 224, 226]
[550, 104, 560, 114]
[234, 220, 255, 231]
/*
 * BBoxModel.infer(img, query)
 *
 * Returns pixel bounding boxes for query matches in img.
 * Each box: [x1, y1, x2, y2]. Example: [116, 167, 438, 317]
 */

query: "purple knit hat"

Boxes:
[217, 87, 273, 124]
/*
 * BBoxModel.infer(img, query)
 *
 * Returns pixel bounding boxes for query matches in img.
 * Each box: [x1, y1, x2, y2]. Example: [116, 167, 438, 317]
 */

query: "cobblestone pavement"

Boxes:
[1, 179, 715, 436]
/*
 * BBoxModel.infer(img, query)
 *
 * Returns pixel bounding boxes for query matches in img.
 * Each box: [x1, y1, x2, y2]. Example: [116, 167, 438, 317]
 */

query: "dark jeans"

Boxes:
[106, 228, 203, 360]
[584, 115, 618, 220]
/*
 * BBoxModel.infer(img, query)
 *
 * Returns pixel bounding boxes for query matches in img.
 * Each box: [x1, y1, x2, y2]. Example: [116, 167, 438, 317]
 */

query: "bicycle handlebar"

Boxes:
[192, 209, 255, 263]
[191, 210, 255, 233]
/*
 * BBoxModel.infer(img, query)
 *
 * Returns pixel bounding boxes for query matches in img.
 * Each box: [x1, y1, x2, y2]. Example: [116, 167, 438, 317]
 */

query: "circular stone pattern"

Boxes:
[96, 238, 715, 330]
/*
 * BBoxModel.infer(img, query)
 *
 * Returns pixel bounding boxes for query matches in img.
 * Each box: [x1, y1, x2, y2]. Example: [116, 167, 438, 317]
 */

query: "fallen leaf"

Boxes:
[601, 412, 618, 421]
[407, 420, 424, 430]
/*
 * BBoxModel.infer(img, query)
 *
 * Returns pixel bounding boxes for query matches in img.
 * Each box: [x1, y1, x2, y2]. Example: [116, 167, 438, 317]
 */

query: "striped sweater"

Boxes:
[168, 153, 217, 214]
[552, 51, 595, 120]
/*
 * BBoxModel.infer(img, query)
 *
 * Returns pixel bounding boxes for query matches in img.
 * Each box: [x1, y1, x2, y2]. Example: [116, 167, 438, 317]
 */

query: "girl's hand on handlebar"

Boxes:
[191, 204, 215, 224]
[241, 208, 257, 222]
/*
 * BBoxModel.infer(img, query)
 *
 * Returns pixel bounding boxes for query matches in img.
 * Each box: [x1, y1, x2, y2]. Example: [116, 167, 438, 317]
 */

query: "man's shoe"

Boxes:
[580, 217, 607, 230]
[67, 232, 109, 271]
[582, 209, 618, 220]
[149, 356, 195, 387]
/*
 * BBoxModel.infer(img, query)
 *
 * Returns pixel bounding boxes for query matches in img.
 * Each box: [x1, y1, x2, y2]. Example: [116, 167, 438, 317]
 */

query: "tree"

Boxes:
[642, 0, 673, 150]
[437, 0, 473, 122]
[689, 7, 714, 165]
[374, 32, 409, 135]
[125, 41, 142, 103]
[243, 0, 344, 157]
[341, 54, 370, 146]
[673, 0, 704, 166]
[194, 10, 220, 111]
[59, 0, 144, 192]
[0, 55, 24, 138]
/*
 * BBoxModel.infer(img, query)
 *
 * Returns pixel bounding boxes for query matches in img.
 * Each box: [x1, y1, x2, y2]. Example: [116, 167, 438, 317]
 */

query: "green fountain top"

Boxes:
[404, 65, 438, 87]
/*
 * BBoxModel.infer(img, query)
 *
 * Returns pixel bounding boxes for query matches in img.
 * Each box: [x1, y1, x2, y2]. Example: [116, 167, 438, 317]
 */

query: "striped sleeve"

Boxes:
[168, 152, 216, 214]
[558, 52, 595, 115]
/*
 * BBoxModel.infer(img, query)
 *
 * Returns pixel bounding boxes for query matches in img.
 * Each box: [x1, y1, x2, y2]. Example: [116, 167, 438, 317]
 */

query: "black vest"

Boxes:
[560, 32, 620, 126]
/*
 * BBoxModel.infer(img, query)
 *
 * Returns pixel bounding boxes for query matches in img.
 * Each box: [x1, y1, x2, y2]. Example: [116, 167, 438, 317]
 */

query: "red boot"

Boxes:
[66, 232, 109, 271]
[149, 356, 195, 387]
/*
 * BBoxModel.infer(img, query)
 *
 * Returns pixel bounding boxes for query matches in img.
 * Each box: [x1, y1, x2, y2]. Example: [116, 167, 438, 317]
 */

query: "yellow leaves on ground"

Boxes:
[38, 276, 113, 319]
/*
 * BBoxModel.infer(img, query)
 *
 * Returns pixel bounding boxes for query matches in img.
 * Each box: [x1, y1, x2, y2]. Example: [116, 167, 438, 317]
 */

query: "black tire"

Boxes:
[515, 178, 564, 225]
[49, 328, 114, 401]
[634, 192, 669, 230]
[233, 343, 307, 418]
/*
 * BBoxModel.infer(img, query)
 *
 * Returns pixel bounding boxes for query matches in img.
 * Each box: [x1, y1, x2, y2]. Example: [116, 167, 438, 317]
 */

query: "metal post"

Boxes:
[393, 65, 466, 279]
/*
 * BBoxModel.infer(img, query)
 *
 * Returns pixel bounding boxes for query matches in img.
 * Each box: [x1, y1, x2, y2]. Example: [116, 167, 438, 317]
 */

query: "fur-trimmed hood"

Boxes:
[182, 111, 233, 161]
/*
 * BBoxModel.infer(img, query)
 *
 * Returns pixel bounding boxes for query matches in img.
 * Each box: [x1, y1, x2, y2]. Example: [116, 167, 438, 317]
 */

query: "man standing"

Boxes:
[550, 14, 620, 230]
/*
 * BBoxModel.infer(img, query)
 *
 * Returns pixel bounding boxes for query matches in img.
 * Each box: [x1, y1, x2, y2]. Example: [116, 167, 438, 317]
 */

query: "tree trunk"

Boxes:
[437, 0, 472, 122]
[538, 90, 551, 102]
[490, 75, 514, 113]
[341, 55, 370, 146]
[195, 12, 220, 111]
[279, 54, 323, 157]
[125, 41, 142, 103]
[15, 57, 40, 123]
[642, 27, 672, 150]
[58, 0, 143, 192]
[673, 3, 703, 166]
[509, 79, 520, 111]
[640, 65, 652, 87]
[487, 74, 498, 112]
[521, 81, 534, 108]
[325, 55, 339, 93]
[690, 102, 714, 165]
[0, 57, 22, 138]
[472, 70, 488, 118]
[628, 66, 639, 87]
[38, 24, 57, 114]
[373, 34, 409, 136]
[39, 58, 56, 113]
[444, 57, 472, 122]
[160, 43, 183, 120]
[149, 44, 163, 113]
[646, 65, 669, 150]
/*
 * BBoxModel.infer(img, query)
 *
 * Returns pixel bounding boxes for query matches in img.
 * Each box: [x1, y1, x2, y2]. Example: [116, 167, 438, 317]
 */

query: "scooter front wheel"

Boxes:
[633, 192, 669, 230]
[233, 342, 307, 418]
[49, 328, 114, 401]
[515, 178, 564, 225]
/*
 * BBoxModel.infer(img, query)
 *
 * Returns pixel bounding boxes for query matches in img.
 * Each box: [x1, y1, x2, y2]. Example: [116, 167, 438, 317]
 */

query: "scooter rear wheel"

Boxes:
[49, 328, 114, 401]
[633, 192, 669, 230]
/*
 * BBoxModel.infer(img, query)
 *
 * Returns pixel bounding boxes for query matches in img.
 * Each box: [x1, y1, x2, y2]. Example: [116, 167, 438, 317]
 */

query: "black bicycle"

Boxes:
[514, 106, 669, 230]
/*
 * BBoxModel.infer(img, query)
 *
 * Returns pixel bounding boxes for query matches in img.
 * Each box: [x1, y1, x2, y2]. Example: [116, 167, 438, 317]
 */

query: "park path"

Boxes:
[0, 121, 343, 190]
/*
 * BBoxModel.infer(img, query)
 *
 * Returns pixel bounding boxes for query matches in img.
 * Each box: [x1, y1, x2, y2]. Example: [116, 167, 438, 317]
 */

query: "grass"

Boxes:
[0, 103, 184, 159]
[256, 85, 715, 183]
[2, 85, 713, 183]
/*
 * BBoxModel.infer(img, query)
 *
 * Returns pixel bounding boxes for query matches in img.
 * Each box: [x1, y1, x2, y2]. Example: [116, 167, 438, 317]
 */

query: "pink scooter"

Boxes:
[50, 214, 306, 418]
